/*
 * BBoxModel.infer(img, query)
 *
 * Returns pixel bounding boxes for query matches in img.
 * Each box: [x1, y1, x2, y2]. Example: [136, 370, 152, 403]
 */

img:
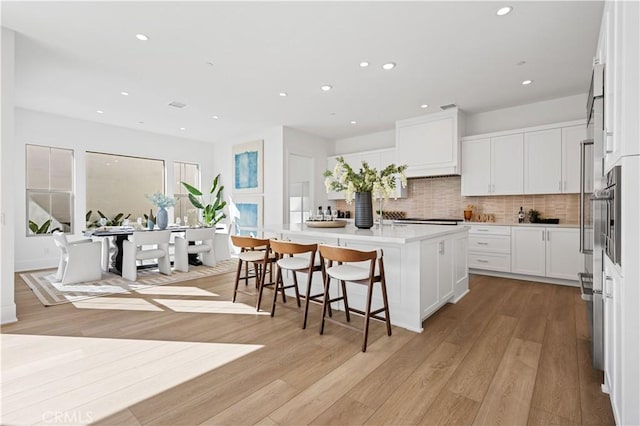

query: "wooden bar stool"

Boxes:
[318, 244, 392, 352]
[269, 240, 327, 328]
[230, 235, 276, 311]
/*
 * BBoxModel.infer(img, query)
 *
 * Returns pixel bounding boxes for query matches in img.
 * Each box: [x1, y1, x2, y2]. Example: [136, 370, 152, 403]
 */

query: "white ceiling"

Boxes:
[2, 1, 603, 144]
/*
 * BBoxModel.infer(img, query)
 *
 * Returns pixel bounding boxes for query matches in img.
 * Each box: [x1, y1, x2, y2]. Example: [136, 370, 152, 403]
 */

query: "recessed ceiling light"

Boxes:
[120, 91, 129, 96]
[329, 112, 336, 116]
[212, 115, 219, 119]
[382, 62, 396, 70]
[321, 85, 333, 91]
[496, 6, 512, 16]
[521, 79, 533, 85]
[138, 121, 144, 124]
[135, 33, 149, 41]
[205, 61, 214, 67]
[96, 110, 104, 114]
[420, 104, 429, 109]
[360, 61, 370, 68]
[350, 120, 357, 124]
[516, 60, 527, 66]
[180, 127, 186, 131]
[279, 92, 288, 97]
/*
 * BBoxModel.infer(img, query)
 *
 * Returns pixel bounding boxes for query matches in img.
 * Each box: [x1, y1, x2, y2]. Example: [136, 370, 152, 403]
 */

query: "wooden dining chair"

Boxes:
[269, 239, 327, 328]
[230, 235, 276, 311]
[318, 244, 392, 352]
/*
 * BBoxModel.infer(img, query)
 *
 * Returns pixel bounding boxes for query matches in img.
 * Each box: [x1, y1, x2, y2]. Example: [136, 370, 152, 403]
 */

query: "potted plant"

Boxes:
[182, 173, 227, 227]
[323, 157, 407, 229]
[528, 209, 541, 223]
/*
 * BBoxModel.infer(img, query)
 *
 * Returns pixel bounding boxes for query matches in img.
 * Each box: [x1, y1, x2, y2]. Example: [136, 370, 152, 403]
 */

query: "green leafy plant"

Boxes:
[182, 173, 227, 226]
[28, 219, 61, 234]
[323, 156, 407, 203]
[528, 209, 541, 223]
[86, 210, 131, 228]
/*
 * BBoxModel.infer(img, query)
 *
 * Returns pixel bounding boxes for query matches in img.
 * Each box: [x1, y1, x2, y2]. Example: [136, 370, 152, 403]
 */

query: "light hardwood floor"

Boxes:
[2, 271, 614, 425]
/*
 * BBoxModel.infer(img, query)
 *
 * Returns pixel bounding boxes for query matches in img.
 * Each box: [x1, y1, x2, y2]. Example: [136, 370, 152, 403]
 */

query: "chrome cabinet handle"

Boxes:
[605, 130, 614, 153]
[477, 242, 489, 245]
[477, 259, 489, 263]
[542, 231, 545, 241]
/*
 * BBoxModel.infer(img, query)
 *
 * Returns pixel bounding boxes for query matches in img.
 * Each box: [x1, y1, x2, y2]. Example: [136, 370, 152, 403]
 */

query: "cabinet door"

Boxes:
[461, 138, 491, 196]
[545, 228, 582, 280]
[524, 128, 562, 194]
[438, 239, 454, 303]
[562, 126, 586, 193]
[421, 240, 440, 318]
[511, 227, 546, 276]
[492, 133, 524, 195]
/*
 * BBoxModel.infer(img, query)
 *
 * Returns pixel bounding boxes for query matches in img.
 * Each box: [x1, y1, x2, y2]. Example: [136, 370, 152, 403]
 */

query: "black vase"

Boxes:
[354, 192, 374, 229]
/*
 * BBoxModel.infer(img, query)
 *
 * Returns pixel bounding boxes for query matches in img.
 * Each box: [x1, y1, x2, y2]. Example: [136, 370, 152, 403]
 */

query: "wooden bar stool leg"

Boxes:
[362, 281, 374, 352]
[291, 271, 301, 307]
[303, 268, 313, 329]
[256, 259, 267, 311]
[271, 265, 283, 317]
[340, 280, 351, 322]
[233, 259, 243, 303]
[320, 273, 331, 335]
[380, 277, 392, 336]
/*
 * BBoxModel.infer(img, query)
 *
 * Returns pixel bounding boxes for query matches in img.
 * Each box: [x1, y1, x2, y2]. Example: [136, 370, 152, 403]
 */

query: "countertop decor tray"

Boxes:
[305, 220, 347, 228]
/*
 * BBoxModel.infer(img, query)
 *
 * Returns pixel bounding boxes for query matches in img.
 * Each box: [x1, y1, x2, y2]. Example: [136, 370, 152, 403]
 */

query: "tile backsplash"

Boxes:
[335, 176, 580, 224]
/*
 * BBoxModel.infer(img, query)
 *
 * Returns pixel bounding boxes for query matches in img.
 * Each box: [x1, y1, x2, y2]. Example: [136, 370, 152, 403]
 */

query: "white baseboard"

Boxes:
[15, 257, 58, 272]
[470, 269, 579, 287]
[1, 303, 17, 324]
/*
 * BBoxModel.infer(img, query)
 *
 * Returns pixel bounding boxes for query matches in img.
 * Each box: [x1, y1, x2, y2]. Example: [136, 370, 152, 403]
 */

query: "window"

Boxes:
[174, 161, 200, 225]
[86, 152, 164, 228]
[26, 145, 74, 236]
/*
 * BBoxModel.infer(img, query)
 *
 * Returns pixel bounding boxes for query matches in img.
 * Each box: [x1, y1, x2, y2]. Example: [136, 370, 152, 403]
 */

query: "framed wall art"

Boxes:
[232, 140, 263, 194]
[229, 195, 263, 237]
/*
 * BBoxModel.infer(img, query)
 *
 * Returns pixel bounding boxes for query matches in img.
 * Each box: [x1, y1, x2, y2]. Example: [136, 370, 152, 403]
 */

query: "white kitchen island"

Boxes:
[259, 223, 469, 332]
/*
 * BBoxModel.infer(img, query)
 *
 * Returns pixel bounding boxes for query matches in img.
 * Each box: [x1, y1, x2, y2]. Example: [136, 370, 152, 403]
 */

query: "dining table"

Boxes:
[86, 225, 224, 274]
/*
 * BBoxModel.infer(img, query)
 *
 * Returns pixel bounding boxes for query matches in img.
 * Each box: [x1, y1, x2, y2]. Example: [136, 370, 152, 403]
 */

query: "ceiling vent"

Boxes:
[439, 103, 457, 111]
[168, 101, 187, 109]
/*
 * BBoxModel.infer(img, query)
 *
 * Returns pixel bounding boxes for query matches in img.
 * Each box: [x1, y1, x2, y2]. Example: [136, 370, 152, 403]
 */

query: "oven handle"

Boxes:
[578, 272, 593, 302]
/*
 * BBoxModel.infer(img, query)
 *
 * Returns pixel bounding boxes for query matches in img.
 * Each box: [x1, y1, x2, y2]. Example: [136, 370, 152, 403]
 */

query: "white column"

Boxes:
[1, 28, 17, 324]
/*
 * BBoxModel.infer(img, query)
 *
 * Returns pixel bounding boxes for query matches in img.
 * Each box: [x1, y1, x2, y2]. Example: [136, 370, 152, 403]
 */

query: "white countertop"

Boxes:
[266, 223, 468, 244]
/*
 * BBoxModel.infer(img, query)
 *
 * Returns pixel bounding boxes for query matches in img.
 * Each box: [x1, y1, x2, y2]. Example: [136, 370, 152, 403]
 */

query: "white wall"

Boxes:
[14, 108, 218, 271]
[1, 28, 17, 324]
[464, 94, 587, 136]
[283, 126, 331, 216]
[332, 129, 394, 155]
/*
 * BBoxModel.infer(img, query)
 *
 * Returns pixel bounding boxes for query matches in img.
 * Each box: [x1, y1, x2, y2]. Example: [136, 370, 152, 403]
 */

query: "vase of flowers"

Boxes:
[146, 193, 176, 230]
[324, 157, 407, 229]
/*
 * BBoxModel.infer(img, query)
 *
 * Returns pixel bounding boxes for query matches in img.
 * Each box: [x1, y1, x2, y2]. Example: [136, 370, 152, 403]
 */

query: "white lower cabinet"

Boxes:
[511, 227, 582, 280]
[603, 257, 622, 421]
[421, 232, 467, 319]
[468, 225, 511, 272]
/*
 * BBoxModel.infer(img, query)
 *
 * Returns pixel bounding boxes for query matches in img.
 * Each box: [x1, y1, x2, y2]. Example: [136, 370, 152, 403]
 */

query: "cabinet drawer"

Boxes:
[468, 225, 511, 235]
[469, 253, 511, 272]
[469, 235, 510, 254]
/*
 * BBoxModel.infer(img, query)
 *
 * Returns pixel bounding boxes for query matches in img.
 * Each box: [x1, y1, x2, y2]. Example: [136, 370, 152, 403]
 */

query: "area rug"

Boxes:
[20, 259, 239, 307]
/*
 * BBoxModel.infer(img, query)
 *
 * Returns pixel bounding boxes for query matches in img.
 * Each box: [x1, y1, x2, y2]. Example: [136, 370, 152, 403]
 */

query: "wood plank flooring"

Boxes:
[2, 271, 615, 425]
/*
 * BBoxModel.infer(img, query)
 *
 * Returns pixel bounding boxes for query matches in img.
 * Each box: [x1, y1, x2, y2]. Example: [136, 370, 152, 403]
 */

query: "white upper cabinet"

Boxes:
[492, 133, 524, 195]
[524, 128, 563, 194]
[461, 133, 523, 196]
[396, 108, 464, 177]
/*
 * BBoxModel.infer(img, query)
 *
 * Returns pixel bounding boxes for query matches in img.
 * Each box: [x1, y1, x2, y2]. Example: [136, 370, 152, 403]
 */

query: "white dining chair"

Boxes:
[51, 231, 103, 285]
[122, 230, 171, 281]
[173, 227, 217, 272]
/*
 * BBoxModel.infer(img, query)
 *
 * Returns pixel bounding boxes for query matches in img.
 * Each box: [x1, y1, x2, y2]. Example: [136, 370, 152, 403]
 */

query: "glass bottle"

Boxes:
[518, 206, 525, 223]
[325, 206, 332, 221]
[317, 206, 324, 221]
